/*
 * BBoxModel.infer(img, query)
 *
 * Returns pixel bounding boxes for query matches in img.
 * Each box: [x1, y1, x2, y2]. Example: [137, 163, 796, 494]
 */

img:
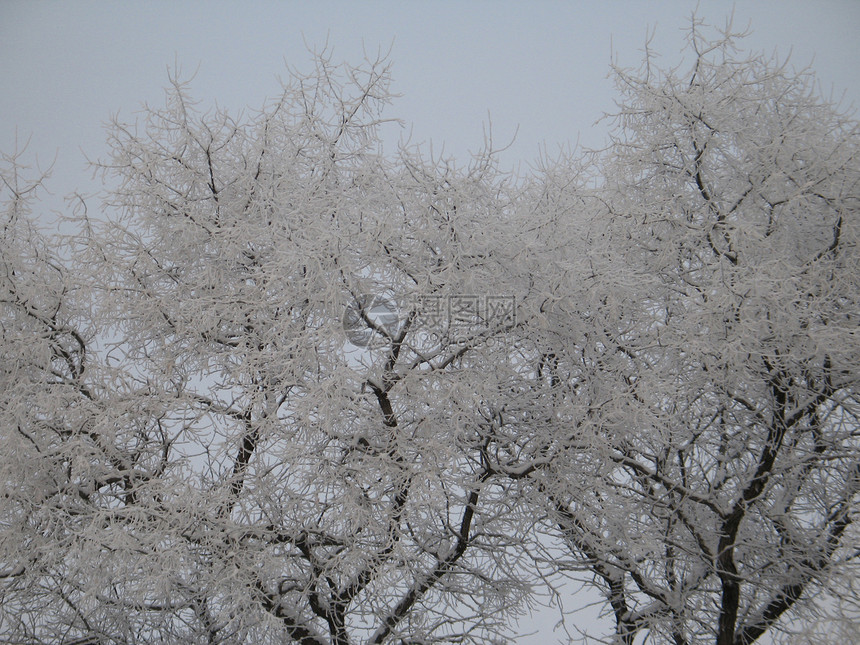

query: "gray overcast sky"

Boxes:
[2, 0, 859, 222]
[1, 1, 859, 642]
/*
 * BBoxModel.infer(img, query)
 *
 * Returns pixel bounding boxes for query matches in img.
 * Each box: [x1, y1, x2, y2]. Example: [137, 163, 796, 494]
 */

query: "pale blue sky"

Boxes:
[1, 1, 859, 642]
[2, 1, 859, 222]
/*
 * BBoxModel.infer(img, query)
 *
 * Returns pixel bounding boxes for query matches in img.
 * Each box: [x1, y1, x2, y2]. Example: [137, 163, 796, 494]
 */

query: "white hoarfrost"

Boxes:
[1, 23, 858, 645]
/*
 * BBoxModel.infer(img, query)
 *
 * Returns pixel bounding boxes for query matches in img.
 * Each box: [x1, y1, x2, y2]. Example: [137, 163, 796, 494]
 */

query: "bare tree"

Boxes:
[526, 20, 860, 645]
[1, 52, 555, 644]
[1, 21, 858, 645]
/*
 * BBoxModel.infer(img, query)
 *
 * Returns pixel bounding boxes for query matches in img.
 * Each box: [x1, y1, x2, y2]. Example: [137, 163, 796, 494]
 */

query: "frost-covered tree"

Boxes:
[0, 150, 108, 643]
[1, 52, 559, 644]
[1, 21, 858, 645]
[527, 21, 860, 645]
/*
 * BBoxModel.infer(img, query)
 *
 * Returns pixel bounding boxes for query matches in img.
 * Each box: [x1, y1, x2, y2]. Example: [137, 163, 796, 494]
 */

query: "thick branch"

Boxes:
[368, 471, 491, 644]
